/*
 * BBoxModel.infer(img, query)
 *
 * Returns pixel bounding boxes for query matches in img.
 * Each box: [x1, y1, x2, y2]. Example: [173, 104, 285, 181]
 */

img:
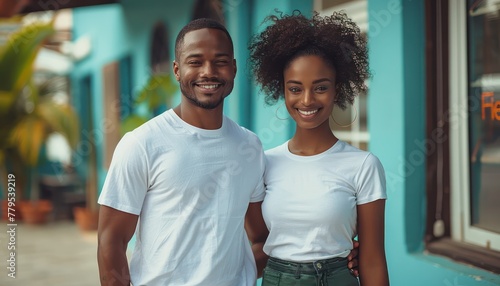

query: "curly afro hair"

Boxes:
[248, 10, 370, 109]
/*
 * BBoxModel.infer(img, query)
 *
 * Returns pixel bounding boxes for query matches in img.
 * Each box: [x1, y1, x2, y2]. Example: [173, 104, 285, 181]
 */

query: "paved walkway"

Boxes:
[0, 221, 100, 286]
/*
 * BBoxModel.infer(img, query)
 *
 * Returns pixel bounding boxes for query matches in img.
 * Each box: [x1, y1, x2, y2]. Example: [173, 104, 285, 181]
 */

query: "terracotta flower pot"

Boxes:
[73, 206, 99, 231]
[18, 200, 53, 224]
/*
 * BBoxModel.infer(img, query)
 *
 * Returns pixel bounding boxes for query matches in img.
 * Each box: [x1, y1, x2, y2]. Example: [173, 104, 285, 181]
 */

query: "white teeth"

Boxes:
[298, 109, 318, 115]
[199, 84, 219, 89]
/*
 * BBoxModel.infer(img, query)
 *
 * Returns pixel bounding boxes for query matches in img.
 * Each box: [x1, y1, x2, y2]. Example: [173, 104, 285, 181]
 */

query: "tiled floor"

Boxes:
[0, 221, 100, 286]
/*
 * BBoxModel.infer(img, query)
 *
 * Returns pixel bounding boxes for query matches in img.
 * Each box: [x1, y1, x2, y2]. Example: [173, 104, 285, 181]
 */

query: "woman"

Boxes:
[249, 11, 389, 286]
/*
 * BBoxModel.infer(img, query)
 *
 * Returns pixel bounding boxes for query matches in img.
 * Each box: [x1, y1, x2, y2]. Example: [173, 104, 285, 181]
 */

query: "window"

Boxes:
[426, 0, 500, 273]
[466, 0, 500, 239]
[453, 0, 500, 251]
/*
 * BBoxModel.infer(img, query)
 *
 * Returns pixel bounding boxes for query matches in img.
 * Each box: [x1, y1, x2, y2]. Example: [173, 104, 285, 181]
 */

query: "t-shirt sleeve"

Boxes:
[355, 153, 387, 205]
[249, 139, 266, 203]
[97, 132, 149, 215]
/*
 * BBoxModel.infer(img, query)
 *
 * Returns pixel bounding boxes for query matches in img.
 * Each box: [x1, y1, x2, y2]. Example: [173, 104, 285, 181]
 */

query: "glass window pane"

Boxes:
[467, 0, 500, 233]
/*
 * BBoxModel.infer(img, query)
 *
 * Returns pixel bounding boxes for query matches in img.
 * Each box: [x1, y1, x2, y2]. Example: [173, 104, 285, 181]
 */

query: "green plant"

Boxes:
[0, 20, 79, 201]
[120, 73, 177, 135]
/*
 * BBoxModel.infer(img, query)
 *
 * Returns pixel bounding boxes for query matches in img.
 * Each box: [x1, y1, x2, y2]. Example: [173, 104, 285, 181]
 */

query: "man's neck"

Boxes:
[173, 103, 224, 130]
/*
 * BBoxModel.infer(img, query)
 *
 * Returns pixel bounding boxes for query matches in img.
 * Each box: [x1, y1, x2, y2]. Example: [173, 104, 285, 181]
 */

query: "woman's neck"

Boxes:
[289, 122, 338, 156]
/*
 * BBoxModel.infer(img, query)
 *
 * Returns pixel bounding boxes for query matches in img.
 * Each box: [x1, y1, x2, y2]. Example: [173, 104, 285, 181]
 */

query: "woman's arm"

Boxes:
[357, 199, 389, 286]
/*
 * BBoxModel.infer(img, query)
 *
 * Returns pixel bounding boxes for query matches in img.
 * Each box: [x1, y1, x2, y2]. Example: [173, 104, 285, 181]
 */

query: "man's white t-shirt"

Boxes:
[98, 109, 266, 285]
[262, 140, 386, 262]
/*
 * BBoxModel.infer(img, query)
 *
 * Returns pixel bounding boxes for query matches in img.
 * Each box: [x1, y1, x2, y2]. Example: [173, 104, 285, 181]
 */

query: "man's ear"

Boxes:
[173, 61, 180, 81]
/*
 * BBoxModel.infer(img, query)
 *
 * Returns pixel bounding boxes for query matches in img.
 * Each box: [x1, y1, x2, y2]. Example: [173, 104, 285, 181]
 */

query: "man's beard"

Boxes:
[179, 84, 225, 110]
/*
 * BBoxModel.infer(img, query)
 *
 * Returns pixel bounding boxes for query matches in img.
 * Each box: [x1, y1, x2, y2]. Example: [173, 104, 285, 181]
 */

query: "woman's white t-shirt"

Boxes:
[262, 140, 386, 262]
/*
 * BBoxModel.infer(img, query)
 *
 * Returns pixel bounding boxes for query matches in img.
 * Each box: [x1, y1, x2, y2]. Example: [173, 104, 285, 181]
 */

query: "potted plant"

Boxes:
[0, 20, 80, 224]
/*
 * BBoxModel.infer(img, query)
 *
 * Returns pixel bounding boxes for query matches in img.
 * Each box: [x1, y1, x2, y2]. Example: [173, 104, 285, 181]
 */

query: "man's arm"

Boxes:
[244, 201, 269, 278]
[347, 240, 359, 277]
[357, 199, 389, 286]
[97, 205, 139, 286]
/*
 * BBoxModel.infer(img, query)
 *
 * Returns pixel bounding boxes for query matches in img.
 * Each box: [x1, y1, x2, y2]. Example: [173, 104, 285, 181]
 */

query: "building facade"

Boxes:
[68, 0, 499, 284]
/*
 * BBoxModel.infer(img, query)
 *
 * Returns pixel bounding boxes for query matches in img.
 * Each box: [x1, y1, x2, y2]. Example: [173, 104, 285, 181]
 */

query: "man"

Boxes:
[97, 18, 357, 286]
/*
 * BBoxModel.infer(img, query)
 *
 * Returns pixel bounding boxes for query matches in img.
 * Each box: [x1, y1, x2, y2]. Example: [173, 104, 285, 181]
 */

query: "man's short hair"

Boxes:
[175, 18, 234, 60]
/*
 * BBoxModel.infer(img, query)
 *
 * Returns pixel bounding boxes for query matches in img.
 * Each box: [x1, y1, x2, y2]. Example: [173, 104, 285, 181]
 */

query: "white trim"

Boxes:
[449, 0, 468, 245]
[449, 0, 500, 251]
[335, 131, 370, 143]
[466, 227, 500, 250]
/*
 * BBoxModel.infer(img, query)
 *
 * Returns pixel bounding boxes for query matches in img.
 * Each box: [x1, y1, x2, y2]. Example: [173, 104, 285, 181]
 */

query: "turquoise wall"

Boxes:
[223, 0, 253, 127]
[368, 0, 499, 284]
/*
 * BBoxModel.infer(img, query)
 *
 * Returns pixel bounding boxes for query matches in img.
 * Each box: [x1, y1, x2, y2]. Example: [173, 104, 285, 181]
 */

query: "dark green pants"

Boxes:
[261, 257, 359, 286]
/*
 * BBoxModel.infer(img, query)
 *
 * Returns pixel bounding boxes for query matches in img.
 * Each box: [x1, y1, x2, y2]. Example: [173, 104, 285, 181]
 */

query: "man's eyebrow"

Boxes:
[214, 53, 231, 57]
[185, 53, 231, 59]
[185, 54, 202, 59]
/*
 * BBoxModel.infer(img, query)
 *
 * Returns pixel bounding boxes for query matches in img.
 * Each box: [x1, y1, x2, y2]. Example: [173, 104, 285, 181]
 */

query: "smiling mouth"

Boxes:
[195, 83, 222, 91]
[297, 109, 319, 116]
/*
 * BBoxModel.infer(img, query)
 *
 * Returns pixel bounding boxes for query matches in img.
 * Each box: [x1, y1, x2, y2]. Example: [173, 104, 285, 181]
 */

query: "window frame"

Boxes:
[425, 0, 500, 274]
[450, 0, 500, 252]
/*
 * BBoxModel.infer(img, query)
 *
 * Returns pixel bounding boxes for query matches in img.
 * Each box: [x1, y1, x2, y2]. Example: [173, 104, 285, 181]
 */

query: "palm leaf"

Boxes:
[0, 22, 55, 92]
[0, 21, 55, 150]
[136, 73, 177, 110]
[8, 114, 47, 166]
[37, 76, 68, 99]
[0, 82, 38, 148]
[0, 90, 13, 115]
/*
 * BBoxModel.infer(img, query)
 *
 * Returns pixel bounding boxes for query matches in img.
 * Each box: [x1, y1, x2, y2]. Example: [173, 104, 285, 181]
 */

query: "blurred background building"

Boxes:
[0, 0, 499, 285]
